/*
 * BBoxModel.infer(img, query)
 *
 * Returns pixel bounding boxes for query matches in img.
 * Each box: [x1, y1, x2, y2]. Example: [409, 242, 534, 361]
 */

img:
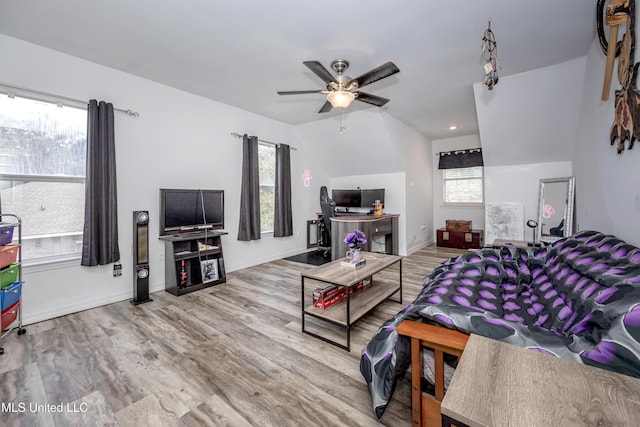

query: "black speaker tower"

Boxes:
[131, 210, 153, 305]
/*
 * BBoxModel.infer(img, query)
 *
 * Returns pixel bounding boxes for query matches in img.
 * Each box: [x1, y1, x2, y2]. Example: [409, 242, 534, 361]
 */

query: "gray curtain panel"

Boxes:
[274, 143, 293, 237]
[238, 134, 261, 241]
[81, 100, 120, 266]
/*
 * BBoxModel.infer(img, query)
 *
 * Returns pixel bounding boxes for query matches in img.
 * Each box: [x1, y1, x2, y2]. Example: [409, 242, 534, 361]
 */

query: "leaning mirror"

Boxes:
[537, 176, 576, 244]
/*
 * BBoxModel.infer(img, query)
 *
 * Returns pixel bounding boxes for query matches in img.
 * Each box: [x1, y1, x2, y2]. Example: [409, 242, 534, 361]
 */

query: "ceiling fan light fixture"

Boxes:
[327, 90, 355, 109]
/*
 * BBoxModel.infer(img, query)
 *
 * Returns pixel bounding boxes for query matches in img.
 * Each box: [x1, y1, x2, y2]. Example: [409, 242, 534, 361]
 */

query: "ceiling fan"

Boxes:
[277, 59, 400, 113]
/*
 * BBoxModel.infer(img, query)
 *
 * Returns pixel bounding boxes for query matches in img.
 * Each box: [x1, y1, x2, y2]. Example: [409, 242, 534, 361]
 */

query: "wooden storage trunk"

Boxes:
[437, 228, 484, 250]
[445, 220, 472, 232]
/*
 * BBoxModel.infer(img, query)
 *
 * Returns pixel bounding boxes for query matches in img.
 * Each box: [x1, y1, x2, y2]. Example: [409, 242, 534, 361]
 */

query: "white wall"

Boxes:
[298, 109, 434, 255]
[573, 31, 640, 246]
[474, 56, 586, 167]
[484, 162, 573, 239]
[0, 34, 330, 324]
[473, 57, 586, 243]
[431, 134, 484, 232]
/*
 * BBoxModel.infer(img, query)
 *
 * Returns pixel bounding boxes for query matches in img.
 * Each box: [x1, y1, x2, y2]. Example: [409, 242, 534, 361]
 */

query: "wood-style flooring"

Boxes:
[0, 245, 464, 427]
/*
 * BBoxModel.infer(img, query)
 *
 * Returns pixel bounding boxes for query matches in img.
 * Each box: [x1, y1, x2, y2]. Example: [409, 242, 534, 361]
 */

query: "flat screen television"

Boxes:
[159, 189, 224, 235]
[332, 189, 361, 208]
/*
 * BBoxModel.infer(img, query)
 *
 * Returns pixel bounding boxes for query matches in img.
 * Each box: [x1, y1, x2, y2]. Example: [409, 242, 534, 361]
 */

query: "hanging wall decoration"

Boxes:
[597, 0, 639, 153]
[301, 170, 312, 187]
[482, 20, 501, 90]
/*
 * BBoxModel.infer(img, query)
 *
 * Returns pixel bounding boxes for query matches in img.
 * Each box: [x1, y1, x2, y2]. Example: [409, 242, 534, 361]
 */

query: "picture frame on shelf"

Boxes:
[200, 259, 219, 283]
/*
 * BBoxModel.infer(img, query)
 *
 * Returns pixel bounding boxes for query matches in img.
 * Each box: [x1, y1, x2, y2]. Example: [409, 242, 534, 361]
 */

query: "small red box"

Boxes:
[0, 244, 19, 269]
[1, 301, 19, 330]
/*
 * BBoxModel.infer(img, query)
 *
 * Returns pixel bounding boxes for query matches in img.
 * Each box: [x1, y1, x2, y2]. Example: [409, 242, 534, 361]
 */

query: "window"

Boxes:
[0, 94, 87, 263]
[258, 143, 275, 232]
[443, 166, 483, 204]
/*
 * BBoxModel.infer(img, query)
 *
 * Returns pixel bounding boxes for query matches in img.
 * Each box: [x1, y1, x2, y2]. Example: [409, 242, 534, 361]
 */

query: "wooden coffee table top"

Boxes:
[441, 334, 640, 427]
[301, 251, 401, 288]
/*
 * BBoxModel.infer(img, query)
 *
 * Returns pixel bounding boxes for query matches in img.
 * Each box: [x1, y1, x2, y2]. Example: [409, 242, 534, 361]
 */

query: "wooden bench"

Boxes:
[396, 320, 469, 427]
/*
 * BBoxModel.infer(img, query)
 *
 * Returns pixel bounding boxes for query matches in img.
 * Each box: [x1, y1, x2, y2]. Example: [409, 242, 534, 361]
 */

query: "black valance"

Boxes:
[438, 148, 483, 169]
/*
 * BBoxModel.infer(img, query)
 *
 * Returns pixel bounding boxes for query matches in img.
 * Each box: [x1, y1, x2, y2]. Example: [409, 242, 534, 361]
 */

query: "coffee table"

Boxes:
[300, 251, 402, 351]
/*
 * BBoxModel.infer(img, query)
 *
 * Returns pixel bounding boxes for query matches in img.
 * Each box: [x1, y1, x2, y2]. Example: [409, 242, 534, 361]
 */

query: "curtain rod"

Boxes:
[434, 148, 482, 156]
[230, 132, 297, 150]
[0, 81, 140, 117]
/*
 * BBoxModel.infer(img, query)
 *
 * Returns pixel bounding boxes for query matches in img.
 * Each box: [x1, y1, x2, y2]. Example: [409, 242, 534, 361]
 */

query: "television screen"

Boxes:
[360, 188, 385, 208]
[160, 189, 224, 235]
[332, 189, 361, 208]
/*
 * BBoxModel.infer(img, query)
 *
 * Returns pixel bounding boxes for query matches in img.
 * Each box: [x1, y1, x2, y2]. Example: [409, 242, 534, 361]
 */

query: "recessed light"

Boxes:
[448, 125, 458, 130]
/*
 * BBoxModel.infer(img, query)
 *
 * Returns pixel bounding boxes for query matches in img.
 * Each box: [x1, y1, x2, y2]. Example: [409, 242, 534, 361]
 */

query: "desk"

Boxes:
[330, 214, 399, 261]
[441, 334, 640, 427]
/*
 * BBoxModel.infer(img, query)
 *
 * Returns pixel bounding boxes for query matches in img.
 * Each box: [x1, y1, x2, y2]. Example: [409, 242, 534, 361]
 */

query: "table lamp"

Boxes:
[527, 219, 541, 247]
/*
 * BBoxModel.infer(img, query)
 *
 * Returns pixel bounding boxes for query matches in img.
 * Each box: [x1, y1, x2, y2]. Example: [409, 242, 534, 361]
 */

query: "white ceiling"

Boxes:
[0, 0, 596, 140]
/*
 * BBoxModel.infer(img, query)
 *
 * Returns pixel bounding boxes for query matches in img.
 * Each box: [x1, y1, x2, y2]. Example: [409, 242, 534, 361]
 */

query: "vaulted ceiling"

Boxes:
[0, 0, 596, 139]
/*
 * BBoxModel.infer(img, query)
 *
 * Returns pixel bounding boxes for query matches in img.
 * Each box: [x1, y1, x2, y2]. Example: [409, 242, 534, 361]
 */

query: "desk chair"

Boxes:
[318, 186, 335, 257]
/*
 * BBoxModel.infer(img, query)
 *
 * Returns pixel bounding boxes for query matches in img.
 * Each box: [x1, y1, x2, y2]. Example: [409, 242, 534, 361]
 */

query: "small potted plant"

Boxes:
[344, 230, 367, 262]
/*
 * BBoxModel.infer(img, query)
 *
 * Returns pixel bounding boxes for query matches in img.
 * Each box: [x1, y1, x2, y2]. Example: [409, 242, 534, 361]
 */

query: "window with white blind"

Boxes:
[443, 166, 483, 205]
[258, 143, 275, 233]
[0, 94, 87, 263]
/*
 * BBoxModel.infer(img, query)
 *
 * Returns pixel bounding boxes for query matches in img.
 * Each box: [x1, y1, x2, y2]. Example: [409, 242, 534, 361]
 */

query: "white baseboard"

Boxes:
[21, 281, 165, 326]
[406, 238, 434, 255]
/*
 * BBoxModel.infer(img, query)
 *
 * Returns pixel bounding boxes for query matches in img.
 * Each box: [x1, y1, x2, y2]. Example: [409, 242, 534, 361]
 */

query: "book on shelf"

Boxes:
[340, 257, 367, 268]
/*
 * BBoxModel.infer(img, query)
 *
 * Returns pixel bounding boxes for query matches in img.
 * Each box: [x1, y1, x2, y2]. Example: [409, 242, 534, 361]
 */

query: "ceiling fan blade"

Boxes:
[277, 90, 325, 95]
[354, 92, 390, 107]
[303, 61, 335, 84]
[350, 62, 400, 89]
[318, 101, 333, 113]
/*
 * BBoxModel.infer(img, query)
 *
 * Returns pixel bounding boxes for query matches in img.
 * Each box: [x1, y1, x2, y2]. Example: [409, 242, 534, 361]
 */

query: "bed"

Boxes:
[360, 230, 640, 424]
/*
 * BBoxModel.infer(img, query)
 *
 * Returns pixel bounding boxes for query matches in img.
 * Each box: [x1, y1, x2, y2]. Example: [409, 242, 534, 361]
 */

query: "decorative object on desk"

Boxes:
[346, 248, 362, 263]
[372, 200, 383, 216]
[200, 259, 219, 283]
[344, 230, 366, 262]
[344, 229, 367, 248]
[526, 219, 541, 247]
[341, 257, 367, 268]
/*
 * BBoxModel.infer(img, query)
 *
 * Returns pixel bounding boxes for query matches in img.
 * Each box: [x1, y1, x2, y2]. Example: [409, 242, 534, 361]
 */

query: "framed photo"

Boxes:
[200, 259, 219, 283]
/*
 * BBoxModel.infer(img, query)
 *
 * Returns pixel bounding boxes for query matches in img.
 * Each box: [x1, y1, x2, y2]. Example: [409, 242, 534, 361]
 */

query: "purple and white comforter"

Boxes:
[360, 230, 640, 418]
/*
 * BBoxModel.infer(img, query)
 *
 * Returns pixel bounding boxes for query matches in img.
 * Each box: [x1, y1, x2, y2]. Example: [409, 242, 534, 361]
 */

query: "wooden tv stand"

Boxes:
[159, 231, 227, 296]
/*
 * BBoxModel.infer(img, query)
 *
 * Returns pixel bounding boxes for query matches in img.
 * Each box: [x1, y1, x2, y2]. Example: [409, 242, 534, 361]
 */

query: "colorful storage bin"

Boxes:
[0, 244, 19, 269]
[0, 281, 22, 311]
[1, 301, 19, 330]
[0, 263, 19, 289]
[0, 224, 15, 246]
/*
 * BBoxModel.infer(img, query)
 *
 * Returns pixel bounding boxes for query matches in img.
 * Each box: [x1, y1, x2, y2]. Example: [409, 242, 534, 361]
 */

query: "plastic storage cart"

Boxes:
[0, 214, 25, 354]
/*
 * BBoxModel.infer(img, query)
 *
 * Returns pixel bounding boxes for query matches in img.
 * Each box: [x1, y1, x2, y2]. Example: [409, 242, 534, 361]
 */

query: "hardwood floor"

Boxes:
[0, 245, 464, 427]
